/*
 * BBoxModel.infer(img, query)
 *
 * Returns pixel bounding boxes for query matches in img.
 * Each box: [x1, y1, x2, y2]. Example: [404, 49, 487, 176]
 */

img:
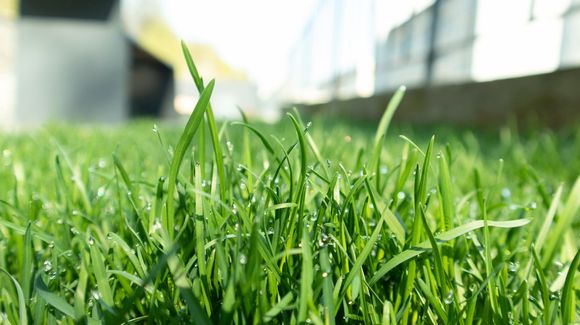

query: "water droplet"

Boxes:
[528, 201, 537, 210]
[88, 236, 95, 246]
[508, 261, 519, 273]
[397, 191, 406, 200]
[380, 166, 388, 174]
[97, 186, 105, 198]
[444, 290, 454, 304]
[226, 141, 234, 152]
[48, 241, 55, 249]
[43, 260, 52, 272]
[344, 135, 352, 142]
[509, 204, 518, 210]
[501, 188, 511, 199]
[152, 124, 158, 133]
[48, 271, 57, 280]
[322, 272, 329, 278]
[70, 227, 80, 235]
[239, 254, 247, 265]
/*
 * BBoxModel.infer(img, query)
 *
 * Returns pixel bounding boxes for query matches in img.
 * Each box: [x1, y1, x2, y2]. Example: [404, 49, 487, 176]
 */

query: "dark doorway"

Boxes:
[129, 43, 174, 117]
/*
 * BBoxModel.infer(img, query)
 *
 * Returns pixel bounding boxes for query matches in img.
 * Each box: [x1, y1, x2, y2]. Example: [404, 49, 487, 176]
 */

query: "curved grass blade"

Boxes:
[1, 268, 28, 324]
[369, 86, 406, 184]
[34, 272, 77, 320]
[542, 176, 580, 267]
[182, 41, 227, 205]
[165, 79, 215, 239]
[561, 248, 579, 324]
[368, 218, 530, 285]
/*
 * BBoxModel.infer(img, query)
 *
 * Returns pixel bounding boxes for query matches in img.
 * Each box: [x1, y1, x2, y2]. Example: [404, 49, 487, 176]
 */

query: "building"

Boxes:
[285, 0, 580, 127]
[0, 0, 174, 130]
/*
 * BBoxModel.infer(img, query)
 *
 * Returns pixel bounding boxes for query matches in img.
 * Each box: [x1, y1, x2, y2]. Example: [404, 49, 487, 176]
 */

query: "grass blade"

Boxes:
[1, 268, 28, 324]
[165, 79, 215, 239]
[368, 218, 530, 285]
[561, 248, 579, 324]
[34, 272, 77, 320]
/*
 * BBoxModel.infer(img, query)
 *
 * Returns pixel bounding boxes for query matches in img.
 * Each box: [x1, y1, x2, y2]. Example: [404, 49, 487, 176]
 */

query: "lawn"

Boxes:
[0, 45, 578, 324]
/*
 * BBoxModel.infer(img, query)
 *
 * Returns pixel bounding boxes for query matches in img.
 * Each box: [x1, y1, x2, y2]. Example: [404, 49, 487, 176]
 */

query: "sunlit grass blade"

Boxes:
[182, 41, 228, 205]
[541, 176, 580, 267]
[368, 218, 530, 285]
[165, 79, 215, 239]
[369, 86, 406, 186]
[1, 268, 28, 324]
[89, 239, 115, 307]
[561, 248, 579, 324]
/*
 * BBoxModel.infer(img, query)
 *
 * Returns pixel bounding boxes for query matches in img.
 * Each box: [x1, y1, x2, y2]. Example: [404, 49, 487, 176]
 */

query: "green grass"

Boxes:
[0, 47, 579, 324]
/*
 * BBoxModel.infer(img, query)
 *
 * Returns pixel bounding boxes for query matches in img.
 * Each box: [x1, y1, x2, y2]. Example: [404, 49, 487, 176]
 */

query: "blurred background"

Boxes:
[1, 0, 580, 129]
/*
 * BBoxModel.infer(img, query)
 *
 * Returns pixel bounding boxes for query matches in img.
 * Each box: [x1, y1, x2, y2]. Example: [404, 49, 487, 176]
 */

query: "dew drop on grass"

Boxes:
[48, 241, 55, 249]
[528, 201, 537, 210]
[508, 261, 519, 273]
[501, 188, 511, 199]
[152, 124, 158, 133]
[239, 254, 247, 265]
[380, 166, 388, 175]
[49, 271, 57, 280]
[43, 260, 52, 272]
[88, 236, 95, 246]
[97, 187, 105, 198]
[444, 290, 454, 304]
[70, 227, 80, 235]
[226, 141, 234, 153]
[397, 191, 406, 200]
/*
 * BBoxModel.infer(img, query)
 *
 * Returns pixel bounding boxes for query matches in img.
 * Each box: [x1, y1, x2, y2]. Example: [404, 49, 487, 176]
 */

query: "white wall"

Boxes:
[0, 18, 15, 129]
[16, 16, 128, 127]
